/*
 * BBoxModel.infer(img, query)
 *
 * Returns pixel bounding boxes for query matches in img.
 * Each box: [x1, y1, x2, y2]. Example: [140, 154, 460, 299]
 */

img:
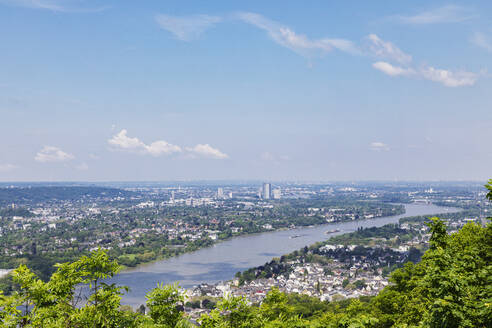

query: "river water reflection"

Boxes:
[111, 203, 460, 306]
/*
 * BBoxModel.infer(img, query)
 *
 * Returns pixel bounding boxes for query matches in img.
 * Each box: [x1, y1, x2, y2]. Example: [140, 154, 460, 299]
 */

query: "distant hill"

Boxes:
[0, 186, 135, 206]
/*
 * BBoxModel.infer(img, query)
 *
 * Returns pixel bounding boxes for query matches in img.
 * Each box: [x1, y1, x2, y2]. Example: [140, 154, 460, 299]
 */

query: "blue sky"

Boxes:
[0, 0, 491, 181]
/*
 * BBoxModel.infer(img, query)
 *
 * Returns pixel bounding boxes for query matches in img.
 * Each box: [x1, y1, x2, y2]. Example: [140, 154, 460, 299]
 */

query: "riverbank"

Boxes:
[184, 207, 477, 320]
[117, 205, 405, 271]
[109, 203, 460, 307]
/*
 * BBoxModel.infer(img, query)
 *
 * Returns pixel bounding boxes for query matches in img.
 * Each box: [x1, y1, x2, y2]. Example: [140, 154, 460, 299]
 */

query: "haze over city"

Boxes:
[1, 0, 491, 181]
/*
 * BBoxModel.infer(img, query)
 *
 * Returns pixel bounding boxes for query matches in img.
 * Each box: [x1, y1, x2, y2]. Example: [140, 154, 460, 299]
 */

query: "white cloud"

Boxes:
[75, 162, 89, 171]
[155, 13, 480, 88]
[155, 14, 222, 41]
[35, 146, 74, 163]
[471, 32, 492, 53]
[108, 129, 182, 156]
[394, 5, 476, 25]
[185, 144, 228, 159]
[260, 152, 290, 162]
[372, 62, 415, 76]
[320, 38, 360, 55]
[420, 66, 478, 87]
[369, 142, 390, 152]
[109, 129, 227, 159]
[156, 12, 359, 56]
[108, 129, 145, 150]
[0, 0, 107, 12]
[372, 62, 478, 88]
[0, 0, 64, 11]
[260, 152, 276, 161]
[145, 140, 182, 156]
[366, 34, 412, 65]
[0, 163, 17, 172]
[236, 12, 358, 57]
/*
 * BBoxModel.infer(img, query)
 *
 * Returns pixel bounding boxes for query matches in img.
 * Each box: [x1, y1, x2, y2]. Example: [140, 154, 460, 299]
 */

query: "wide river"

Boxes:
[111, 203, 460, 307]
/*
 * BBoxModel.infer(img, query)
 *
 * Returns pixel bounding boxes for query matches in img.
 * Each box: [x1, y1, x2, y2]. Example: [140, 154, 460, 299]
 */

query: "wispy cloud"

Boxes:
[471, 32, 492, 53]
[393, 5, 476, 25]
[236, 12, 359, 57]
[35, 146, 74, 163]
[155, 13, 480, 87]
[420, 66, 478, 87]
[0, 0, 108, 12]
[155, 14, 222, 41]
[0, 163, 18, 172]
[372, 62, 415, 76]
[373, 61, 478, 87]
[366, 34, 412, 65]
[260, 152, 276, 161]
[185, 144, 229, 159]
[0, 0, 64, 11]
[75, 162, 89, 171]
[369, 142, 390, 152]
[155, 11, 359, 57]
[260, 152, 290, 165]
[108, 130, 228, 159]
[367, 34, 479, 87]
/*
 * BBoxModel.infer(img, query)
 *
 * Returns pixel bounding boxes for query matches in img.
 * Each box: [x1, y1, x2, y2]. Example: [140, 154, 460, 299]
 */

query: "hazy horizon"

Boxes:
[0, 179, 487, 185]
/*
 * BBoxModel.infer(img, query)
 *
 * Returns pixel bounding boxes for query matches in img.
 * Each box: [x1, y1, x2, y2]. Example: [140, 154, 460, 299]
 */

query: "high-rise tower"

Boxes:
[262, 183, 272, 199]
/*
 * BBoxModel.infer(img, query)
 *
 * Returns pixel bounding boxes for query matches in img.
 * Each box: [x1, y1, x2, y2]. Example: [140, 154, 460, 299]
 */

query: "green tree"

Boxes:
[371, 216, 491, 327]
[485, 179, 492, 202]
[145, 282, 187, 328]
[0, 249, 140, 328]
[200, 295, 260, 328]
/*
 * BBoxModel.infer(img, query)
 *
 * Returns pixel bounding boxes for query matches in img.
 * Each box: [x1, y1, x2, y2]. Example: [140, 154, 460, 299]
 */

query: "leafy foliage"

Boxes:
[486, 179, 492, 202]
[146, 283, 186, 327]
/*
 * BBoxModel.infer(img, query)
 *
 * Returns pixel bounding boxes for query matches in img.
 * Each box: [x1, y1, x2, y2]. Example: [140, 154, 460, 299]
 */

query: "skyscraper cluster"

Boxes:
[261, 183, 281, 199]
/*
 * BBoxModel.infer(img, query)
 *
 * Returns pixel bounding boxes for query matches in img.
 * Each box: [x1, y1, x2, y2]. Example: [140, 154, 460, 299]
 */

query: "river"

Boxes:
[110, 203, 460, 307]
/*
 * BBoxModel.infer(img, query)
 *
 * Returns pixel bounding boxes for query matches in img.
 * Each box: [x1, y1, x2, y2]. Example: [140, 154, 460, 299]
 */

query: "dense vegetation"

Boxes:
[0, 186, 135, 206]
[326, 224, 418, 247]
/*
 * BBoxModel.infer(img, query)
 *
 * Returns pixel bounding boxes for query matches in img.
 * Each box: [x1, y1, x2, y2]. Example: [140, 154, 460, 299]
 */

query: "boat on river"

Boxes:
[110, 203, 460, 307]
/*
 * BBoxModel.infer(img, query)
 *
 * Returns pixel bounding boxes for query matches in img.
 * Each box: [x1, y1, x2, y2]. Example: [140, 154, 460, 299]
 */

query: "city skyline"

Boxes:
[1, 1, 491, 181]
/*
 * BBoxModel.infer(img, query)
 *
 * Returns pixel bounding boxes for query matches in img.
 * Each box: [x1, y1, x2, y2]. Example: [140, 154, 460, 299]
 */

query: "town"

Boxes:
[0, 181, 488, 298]
[183, 205, 485, 320]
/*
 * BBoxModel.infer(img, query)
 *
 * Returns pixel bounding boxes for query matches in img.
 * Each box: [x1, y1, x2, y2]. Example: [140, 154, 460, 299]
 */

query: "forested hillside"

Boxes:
[0, 186, 135, 206]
